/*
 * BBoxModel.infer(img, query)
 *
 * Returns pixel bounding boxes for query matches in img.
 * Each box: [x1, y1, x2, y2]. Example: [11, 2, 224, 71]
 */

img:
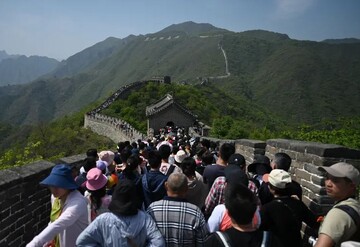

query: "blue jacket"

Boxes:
[76, 211, 165, 247]
[142, 170, 167, 209]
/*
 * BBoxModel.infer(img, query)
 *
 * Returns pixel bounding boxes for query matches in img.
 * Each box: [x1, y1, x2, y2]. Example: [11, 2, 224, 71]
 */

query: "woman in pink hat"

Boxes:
[85, 168, 112, 221]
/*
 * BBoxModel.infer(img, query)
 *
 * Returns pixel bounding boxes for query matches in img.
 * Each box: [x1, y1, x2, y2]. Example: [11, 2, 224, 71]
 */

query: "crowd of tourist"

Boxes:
[26, 135, 360, 247]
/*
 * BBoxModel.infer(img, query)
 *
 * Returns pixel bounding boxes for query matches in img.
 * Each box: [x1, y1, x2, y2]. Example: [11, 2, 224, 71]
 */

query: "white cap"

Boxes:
[266, 169, 292, 189]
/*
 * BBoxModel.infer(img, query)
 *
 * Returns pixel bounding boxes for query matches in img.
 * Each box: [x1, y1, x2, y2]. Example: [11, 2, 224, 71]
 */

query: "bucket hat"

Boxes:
[247, 154, 272, 175]
[40, 164, 78, 190]
[98, 150, 115, 165]
[86, 168, 108, 191]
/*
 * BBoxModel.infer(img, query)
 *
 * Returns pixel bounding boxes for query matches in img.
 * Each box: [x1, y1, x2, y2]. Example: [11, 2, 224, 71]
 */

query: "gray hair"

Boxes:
[167, 172, 188, 193]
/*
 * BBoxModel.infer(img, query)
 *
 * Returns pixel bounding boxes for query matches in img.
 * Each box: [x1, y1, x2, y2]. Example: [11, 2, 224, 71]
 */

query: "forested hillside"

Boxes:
[0, 21, 359, 162]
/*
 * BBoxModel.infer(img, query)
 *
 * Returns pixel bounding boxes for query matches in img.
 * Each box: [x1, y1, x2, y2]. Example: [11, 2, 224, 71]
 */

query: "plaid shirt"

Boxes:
[204, 176, 258, 215]
[147, 197, 209, 247]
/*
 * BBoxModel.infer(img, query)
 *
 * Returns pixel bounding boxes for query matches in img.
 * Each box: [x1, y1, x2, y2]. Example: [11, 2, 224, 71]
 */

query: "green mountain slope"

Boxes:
[212, 31, 360, 124]
[0, 22, 359, 127]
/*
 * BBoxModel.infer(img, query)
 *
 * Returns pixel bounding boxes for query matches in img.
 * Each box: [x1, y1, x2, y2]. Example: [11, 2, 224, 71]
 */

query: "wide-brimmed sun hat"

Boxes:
[247, 154, 272, 175]
[40, 164, 78, 190]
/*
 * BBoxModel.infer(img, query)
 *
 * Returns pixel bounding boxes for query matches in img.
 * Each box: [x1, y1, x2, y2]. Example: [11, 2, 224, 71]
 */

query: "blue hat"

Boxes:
[40, 164, 78, 190]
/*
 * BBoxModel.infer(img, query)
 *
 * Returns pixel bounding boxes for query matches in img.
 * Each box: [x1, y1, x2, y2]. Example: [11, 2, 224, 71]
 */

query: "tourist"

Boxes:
[204, 153, 258, 216]
[141, 150, 168, 209]
[260, 169, 318, 247]
[158, 144, 174, 175]
[76, 179, 165, 246]
[75, 156, 96, 190]
[315, 162, 360, 246]
[180, 157, 208, 210]
[84, 168, 111, 221]
[207, 164, 261, 232]
[270, 152, 302, 200]
[147, 173, 209, 246]
[26, 164, 88, 247]
[248, 154, 273, 204]
[205, 183, 283, 247]
[203, 143, 235, 189]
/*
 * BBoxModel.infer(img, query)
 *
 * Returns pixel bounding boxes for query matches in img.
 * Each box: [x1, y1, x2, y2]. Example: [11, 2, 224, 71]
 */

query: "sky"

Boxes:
[0, 0, 359, 60]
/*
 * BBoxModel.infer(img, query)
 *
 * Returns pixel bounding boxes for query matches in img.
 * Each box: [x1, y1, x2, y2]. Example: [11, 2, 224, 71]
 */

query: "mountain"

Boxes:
[0, 50, 20, 62]
[0, 55, 59, 86]
[158, 21, 228, 36]
[49, 36, 130, 78]
[0, 22, 359, 127]
[322, 38, 360, 44]
[213, 32, 360, 123]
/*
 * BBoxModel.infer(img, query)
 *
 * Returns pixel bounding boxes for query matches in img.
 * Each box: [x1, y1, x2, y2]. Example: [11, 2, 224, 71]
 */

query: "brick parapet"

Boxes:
[0, 155, 85, 247]
[234, 139, 266, 165]
[84, 113, 144, 143]
[266, 139, 360, 217]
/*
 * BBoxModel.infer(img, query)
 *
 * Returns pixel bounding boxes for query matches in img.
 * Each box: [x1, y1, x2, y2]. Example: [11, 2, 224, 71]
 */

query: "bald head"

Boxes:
[165, 173, 188, 196]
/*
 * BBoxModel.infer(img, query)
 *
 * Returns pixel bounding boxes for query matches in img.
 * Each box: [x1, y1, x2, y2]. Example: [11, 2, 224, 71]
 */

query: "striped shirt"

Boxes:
[147, 196, 209, 247]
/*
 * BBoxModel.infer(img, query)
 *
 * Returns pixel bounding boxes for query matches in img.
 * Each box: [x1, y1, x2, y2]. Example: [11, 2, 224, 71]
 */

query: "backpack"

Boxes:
[215, 230, 272, 247]
[165, 164, 177, 176]
[250, 176, 273, 205]
[335, 204, 360, 241]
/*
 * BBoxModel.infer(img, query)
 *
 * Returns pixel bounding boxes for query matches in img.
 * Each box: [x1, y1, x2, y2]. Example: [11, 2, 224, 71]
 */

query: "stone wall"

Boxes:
[0, 161, 53, 247]
[84, 113, 144, 143]
[234, 139, 266, 165]
[0, 156, 85, 247]
[265, 139, 360, 215]
[201, 137, 360, 215]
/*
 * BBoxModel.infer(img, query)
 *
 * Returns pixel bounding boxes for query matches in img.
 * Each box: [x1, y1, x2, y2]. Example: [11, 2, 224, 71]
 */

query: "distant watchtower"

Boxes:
[146, 94, 197, 136]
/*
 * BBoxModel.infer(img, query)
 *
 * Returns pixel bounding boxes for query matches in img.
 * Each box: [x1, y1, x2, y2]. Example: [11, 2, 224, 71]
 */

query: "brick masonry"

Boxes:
[0, 156, 85, 247]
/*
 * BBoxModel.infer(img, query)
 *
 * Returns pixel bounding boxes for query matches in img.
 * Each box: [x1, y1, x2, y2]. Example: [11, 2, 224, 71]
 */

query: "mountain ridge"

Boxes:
[0, 55, 59, 86]
[0, 21, 359, 127]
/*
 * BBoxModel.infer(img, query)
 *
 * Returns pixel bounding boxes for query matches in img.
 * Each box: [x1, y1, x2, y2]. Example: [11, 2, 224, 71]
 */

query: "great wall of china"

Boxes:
[0, 78, 359, 246]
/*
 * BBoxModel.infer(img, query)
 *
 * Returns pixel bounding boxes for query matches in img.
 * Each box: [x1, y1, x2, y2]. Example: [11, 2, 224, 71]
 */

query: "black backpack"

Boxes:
[250, 176, 273, 205]
[335, 204, 360, 242]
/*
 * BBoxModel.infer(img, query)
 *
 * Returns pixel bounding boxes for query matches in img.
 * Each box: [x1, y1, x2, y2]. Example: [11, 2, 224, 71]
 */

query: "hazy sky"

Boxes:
[1, 0, 359, 60]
